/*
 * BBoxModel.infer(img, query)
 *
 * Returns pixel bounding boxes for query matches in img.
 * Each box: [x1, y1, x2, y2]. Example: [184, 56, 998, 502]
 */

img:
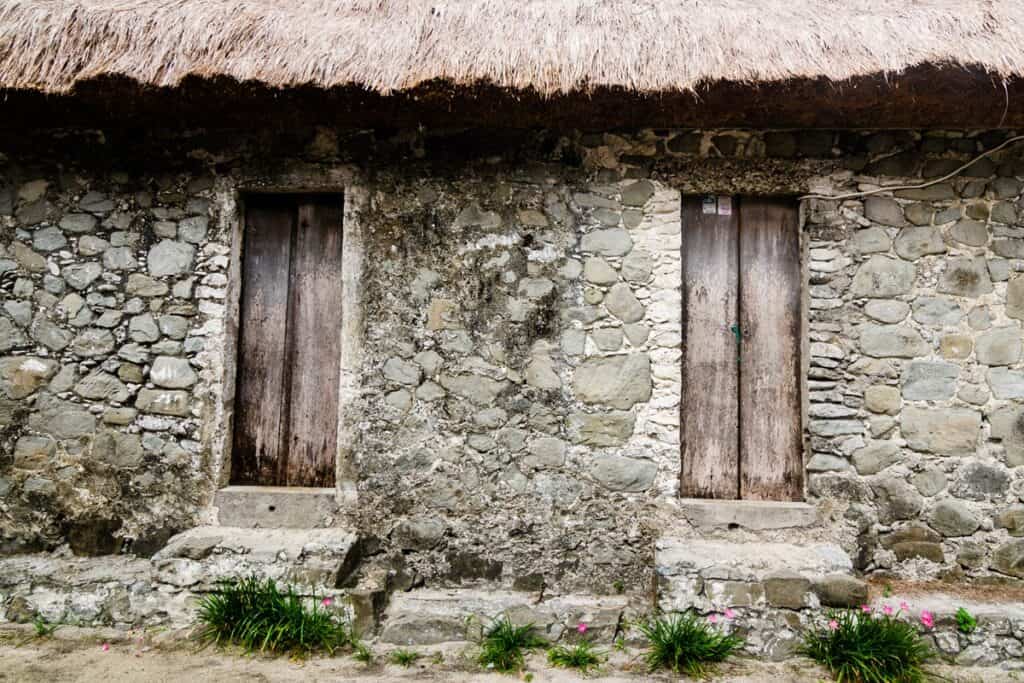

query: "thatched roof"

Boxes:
[2, 0, 1024, 96]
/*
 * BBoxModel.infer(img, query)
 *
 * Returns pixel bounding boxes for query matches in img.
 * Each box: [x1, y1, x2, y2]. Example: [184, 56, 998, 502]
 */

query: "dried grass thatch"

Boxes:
[2, 1, 1024, 95]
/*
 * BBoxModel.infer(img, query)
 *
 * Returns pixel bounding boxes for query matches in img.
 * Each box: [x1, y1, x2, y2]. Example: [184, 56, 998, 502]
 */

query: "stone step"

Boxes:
[378, 588, 629, 645]
[214, 486, 340, 528]
[678, 498, 817, 531]
[152, 525, 360, 593]
[656, 537, 864, 612]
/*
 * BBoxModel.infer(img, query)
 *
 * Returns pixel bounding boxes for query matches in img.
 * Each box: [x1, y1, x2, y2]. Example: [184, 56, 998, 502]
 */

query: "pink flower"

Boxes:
[707, 614, 718, 624]
[900, 601, 910, 612]
[321, 597, 333, 607]
[577, 623, 588, 634]
[882, 604, 894, 616]
[101, 643, 110, 652]
[828, 620, 839, 631]
[724, 608, 736, 620]
[861, 605, 872, 614]
[920, 610, 934, 629]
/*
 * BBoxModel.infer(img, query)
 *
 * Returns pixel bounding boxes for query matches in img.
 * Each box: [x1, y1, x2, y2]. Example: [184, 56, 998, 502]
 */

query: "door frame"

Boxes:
[678, 193, 811, 501]
[213, 182, 367, 505]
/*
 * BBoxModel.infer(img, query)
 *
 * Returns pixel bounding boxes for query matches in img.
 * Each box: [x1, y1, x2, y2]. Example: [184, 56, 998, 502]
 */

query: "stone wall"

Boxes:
[1, 127, 1023, 622]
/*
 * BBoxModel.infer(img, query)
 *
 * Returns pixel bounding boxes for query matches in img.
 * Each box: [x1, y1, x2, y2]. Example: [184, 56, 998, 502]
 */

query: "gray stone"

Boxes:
[949, 219, 989, 247]
[901, 360, 958, 400]
[158, 315, 189, 340]
[849, 227, 891, 254]
[951, 462, 1010, 500]
[71, 328, 115, 357]
[894, 227, 946, 260]
[604, 283, 644, 323]
[91, 431, 144, 469]
[859, 324, 928, 358]
[59, 213, 97, 233]
[129, 314, 160, 343]
[864, 385, 900, 414]
[929, 499, 981, 537]
[813, 575, 869, 608]
[864, 300, 909, 323]
[871, 478, 924, 523]
[938, 257, 993, 297]
[939, 334, 973, 359]
[987, 367, 1024, 399]
[808, 420, 863, 436]
[583, 257, 617, 285]
[151, 356, 198, 389]
[74, 371, 129, 402]
[988, 258, 1010, 282]
[518, 277, 554, 299]
[523, 437, 566, 469]
[864, 196, 905, 227]
[623, 322, 650, 346]
[579, 228, 633, 256]
[178, 216, 208, 244]
[851, 256, 915, 298]
[992, 540, 1024, 578]
[126, 273, 169, 297]
[29, 396, 96, 439]
[62, 262, 101, 290]
[103, 408, 137, 425]
[911, 297, 962, 327]
[386, 389, 412, 412]
[525, 350, 561, 390]
[996, 506, 1024, 536]
[78, 235, 109, 256]
[991, 176, 1022, 199]
[4, 300, 31, 327]
[103, 246, 137, 270]
[1007, 277, 1024, 321]
[992, 238, 1024, 258]
[621, 250, 653, 282]
[621, 180, 655, 207]
[968, 306, 992, 330]
[136, 389, 191, 416]
[852, 441, 901, 475]
[911, 468, 947, 496]
[806, 453, 850, 472]
[902, 406, 980, 455]
[764, 571, 812, 609]
[591, 327, 623, 351]
[392, 516, 446, 550]
[31, 318, 73, 351]
[590, 453, 656, 492]
[975, 326, 1022, 366]
[438, 373, 507, 405]
[0, 356, 58, 399]
[573, 353, 651, 409]
[990, 405, 1024, 467]
[32, 226, 67, 252]
[383, 357, 422, 386]
[147, 240, 195, 277]
[13, 435, 55, 469]
[567, 411, 635, 446]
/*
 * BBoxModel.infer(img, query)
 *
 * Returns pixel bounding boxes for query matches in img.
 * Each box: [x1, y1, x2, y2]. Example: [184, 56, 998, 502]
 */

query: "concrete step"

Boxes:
[378, 588, 630, 646]
[153, 525, 359, 593]
[214, 486, 340, 528]
[656, 537, 863, 612]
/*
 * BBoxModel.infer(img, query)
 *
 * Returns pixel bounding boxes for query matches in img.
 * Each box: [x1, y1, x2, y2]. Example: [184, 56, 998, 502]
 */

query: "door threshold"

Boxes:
[215, 486, 339, 528]
[678, 498, 816, 530]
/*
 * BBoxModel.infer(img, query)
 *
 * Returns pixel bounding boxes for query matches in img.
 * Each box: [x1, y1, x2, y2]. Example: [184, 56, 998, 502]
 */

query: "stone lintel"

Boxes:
[214, 486, 340, 528]
[678, 498, 817, 530]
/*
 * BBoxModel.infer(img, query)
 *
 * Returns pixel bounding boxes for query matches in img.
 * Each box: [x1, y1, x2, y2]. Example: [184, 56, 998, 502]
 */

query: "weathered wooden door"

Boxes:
[680, 196, 802, 501]
[231, 194, 343, 487]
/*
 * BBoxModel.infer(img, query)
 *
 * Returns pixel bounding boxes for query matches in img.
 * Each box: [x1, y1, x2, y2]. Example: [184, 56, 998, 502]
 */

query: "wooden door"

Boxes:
[680, 196, 802, 501]
[231, 194, 343, 487]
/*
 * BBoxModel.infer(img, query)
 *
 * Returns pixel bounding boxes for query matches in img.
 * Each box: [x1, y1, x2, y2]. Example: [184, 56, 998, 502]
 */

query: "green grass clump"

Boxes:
[638, 612, 744, 678]
[478, 616, 547, 673]
[389, 648, 421, 667]
[352, 640, 374, 663]
[196, 576, 350, 655]
[954, 607, 977, 635]
[547, 639, 605, 674]
[799, 609, 933, 683]
[31, 616, 59, 639]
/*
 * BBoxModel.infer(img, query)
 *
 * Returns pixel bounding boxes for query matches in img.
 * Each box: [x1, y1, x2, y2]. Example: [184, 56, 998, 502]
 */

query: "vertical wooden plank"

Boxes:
[739, 198, 803, 501]
[285, 196, 343, 487]
[681, 196, 740, 499]
[231, 198, 294, 486]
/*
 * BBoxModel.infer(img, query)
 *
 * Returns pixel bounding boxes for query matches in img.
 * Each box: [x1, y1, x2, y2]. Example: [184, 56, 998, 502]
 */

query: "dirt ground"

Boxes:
[0, 626, 1018, 682]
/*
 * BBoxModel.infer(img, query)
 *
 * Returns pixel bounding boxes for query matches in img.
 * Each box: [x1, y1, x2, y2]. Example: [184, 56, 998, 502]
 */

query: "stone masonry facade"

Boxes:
[1, 128, 1023, 661]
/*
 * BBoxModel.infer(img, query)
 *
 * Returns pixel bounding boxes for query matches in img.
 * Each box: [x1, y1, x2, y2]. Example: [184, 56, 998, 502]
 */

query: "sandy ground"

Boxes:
[0, 626, 1018, 682]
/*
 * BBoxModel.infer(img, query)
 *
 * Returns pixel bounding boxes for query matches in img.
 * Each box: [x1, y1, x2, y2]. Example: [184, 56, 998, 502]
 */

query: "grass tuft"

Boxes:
[352, 640, 374, 664]
[799, 609, 933, 683]
[196, 576, 350, 655]
[389, 648, 420, 667]
[478, 616, 546, 673]
[547, 639, 605, 674]
[638, 612, 744, 678]
[31, 616, 59, 639]
[954, 607, 977, 635]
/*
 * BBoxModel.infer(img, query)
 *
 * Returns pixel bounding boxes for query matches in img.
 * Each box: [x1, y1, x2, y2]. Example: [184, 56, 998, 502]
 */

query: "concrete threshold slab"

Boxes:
[678, 498, 817, 530]
[215, 486, 340, 528]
